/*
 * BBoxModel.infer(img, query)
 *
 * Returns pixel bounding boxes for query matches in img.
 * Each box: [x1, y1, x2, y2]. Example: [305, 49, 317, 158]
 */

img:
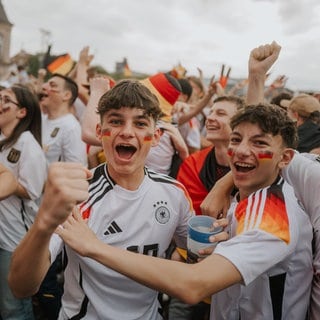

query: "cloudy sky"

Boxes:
[3, 0, 320, 91]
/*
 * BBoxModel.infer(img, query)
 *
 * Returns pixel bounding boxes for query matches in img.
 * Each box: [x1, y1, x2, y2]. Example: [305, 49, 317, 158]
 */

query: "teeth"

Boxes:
[118, 144, 133, 147]
[235, 162, 254, 168]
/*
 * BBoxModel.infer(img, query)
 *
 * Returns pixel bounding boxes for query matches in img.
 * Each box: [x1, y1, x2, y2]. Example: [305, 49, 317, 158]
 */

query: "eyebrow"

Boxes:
[107, 111, 149, 120]
[231, 131, 272, 140]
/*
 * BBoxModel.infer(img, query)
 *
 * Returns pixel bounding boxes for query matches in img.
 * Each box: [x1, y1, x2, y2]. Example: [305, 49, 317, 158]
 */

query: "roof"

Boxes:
[0, 1, 12, 25]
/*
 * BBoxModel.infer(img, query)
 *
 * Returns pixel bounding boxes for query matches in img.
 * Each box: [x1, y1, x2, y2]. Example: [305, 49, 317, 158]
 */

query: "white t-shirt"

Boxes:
[50, 164, 194, 320]
[0, 131, 47, 251]
[211, 177, 313, 320]
[145, 129, 175, 175]
[42, 113, 87, 166]
[178, 118, 201, 150]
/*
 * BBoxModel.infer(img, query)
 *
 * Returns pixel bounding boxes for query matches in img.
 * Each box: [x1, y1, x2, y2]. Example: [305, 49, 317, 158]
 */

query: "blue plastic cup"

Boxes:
[187, 215, 223, 263]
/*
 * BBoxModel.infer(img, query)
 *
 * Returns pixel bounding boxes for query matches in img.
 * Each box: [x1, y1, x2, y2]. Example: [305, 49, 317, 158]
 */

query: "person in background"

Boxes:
[281, 93, 320, 154]
[174, 78, 201, 155]
[40, 73, 87, 165]
[36, 72, 87, 319]
[0, 85, 47, 320]
[177, 95, 244, 216]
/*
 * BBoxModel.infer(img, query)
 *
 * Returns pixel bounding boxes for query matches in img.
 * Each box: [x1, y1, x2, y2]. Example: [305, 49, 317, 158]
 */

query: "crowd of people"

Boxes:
[0, 40, 319, 320]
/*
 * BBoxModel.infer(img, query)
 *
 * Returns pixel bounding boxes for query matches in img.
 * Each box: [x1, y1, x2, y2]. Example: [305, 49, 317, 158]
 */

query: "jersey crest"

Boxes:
[7, 148, 21, 163]
[50, 127, 60, 137]
[153, 201, 170, 224]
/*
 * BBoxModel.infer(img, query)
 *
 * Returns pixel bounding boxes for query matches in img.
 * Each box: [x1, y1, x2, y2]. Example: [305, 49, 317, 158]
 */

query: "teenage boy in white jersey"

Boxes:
[13, 102, 314, 320]
[9, 80, 226, 319]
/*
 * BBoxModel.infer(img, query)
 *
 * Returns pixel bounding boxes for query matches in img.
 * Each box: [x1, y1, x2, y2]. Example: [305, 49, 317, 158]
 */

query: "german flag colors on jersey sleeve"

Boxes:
[235, 179, 290, 244]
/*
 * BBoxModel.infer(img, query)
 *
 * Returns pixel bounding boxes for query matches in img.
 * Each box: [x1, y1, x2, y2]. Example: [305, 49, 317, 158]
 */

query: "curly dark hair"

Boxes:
[230, 104, 298, 149]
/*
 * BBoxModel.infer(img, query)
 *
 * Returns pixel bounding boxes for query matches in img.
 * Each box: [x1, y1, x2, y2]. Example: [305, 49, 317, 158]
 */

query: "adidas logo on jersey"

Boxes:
[104, 221, 122, 235]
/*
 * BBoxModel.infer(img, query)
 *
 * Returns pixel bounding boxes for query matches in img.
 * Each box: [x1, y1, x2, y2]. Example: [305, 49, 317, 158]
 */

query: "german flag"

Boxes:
[47, 53, 74, 76]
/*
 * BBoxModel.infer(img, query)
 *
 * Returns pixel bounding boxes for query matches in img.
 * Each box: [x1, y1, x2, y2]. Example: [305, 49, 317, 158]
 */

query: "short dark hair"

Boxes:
[230, 104, 298, 149]
[177, 78, 193, 101]
[51, 73, 78, 106]
[98, 79, 162, 122]
[214, 95, 245, 110]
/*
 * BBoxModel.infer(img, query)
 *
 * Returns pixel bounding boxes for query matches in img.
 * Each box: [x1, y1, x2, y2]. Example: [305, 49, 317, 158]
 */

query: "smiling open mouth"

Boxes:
[115, 144, 137, 159]
[39, 93, 48, 100]
[234, 162, 255, 173]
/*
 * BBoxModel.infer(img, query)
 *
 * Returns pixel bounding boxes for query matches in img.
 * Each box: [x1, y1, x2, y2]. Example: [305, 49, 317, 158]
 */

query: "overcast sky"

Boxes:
[3, 0, 320, 91]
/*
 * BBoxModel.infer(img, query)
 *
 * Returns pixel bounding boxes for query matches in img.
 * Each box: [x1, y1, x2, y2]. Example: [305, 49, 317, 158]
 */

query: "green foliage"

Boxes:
[26, 55, 40, 77]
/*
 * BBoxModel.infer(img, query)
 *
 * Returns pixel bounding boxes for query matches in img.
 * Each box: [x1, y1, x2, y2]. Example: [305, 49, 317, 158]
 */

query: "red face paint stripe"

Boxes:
[227, 148, 234, 157]
[258, 151, 273, 159]
[102, 129, 111, 137]
[144, 135, 153, 142]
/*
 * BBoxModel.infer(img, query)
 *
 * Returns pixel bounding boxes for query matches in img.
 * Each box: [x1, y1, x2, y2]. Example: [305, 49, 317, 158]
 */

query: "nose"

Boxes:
[233, 141, 251, 158]
[119, 122, 135, 138]
[206, 111, 216, 122]
[42, 82, 49, 91]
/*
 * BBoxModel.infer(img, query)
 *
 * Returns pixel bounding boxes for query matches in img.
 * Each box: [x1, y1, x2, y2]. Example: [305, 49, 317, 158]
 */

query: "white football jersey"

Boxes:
[41, 113, 87, 166]
[211, 178, 313, 320]
[51, 164, 194, 319]
[0, 131, 47, 251]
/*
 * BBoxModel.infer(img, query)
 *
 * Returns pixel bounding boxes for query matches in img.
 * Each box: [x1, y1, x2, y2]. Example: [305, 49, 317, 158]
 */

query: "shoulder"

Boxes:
[15, 131, 42, 151]
[180, 146, 213, 168]
[58, 114, 81, 130]
[146, 167, 188, 192]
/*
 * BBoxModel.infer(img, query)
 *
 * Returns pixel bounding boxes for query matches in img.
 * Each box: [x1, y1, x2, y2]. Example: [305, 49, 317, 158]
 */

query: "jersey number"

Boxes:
[127, 244, 159, 257]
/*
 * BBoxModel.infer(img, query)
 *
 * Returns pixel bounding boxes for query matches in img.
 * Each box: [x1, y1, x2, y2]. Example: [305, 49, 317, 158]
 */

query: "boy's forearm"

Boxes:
[86, 240, 241, 305]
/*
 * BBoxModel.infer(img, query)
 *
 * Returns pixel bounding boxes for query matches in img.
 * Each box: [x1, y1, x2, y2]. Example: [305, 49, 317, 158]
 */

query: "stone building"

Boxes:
[0, 0, 12, 79]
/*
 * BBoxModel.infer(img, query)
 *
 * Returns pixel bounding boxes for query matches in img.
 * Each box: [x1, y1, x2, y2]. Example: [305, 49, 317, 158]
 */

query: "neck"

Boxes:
[47, 103, 70, 120]
[214, 143, 230, 167]
[107, 165, 145, 191]
[1, 121, 19, 138]
[238, 173, 280, 201]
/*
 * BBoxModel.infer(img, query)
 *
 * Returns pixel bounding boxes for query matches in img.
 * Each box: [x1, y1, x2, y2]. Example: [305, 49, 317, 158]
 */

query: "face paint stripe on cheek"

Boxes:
[102, 129, 111, 138]
[227, 148, 234, 157]
[144, 134, 153, 143]
[257, 151, 273, 160]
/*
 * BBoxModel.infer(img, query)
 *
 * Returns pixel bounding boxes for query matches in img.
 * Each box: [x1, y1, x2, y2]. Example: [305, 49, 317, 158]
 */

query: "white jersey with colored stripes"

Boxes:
[50, 164, 193, 320]
[211, 177, 313, 320]
[0, 131, 47, 251]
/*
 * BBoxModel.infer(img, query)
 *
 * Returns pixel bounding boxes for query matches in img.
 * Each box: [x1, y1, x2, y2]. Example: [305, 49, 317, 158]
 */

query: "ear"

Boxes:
[96, 123, 102, 141]
[62, 90, 72, 104]
[16, 107, 27, 119]
[151, 127, 161, 147]
[278, 148, 295, 169]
